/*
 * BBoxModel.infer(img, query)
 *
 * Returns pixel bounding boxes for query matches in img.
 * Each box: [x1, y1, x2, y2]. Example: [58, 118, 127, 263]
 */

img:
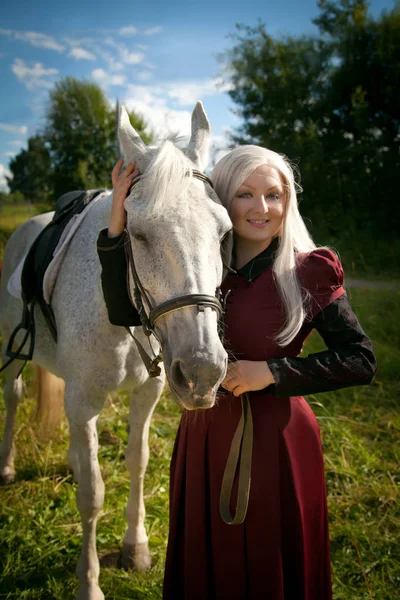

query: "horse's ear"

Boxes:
[185, 101, 211, 170]
[118, 105, 147, 169]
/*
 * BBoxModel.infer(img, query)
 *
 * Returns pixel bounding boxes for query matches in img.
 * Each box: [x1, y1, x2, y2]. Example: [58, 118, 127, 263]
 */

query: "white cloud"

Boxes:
[123, 78, 232, 141]
[143, 26, 163, 36]
[119, 26, 137, 36]
[4, 151, 16, 157]
[0, 122, 27, 135]
[136, 44, 147, 50]
[11, 58, 58, 90]
[125, 85, 191, 138]
[166, 78, 233, 107]
[92, 68, 126, 86]
[69, 47, 96, 60]
[97, 48, 125, 71]
[0, 164, 12, 191]
[0, 28, 65, 52]
[208, 131, 233, 167]
[104, 38, 144, 65]
[136, 71, 153, 82]
[122, 50, 144, 64]
[9, 140, 25, 147]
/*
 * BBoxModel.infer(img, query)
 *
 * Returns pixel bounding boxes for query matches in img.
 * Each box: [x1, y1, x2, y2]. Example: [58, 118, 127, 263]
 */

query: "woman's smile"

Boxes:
[247, 218, 271, 228]
[229, 165, 286, 265]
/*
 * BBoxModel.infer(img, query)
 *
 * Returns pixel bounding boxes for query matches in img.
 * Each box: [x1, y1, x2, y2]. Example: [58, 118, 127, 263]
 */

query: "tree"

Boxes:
[7, 77, 150, 204]
[222, 1, 400, 240]
[7, 135, 53, 204]
[45, 77, 150, 199]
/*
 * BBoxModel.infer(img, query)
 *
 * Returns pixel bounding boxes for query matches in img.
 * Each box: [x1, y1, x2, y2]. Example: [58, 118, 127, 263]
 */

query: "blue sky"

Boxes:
[0, 0, 395, 190]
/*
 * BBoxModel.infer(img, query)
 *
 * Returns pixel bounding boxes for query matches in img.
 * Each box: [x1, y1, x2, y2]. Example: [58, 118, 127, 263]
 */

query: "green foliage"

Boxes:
[223, 0, 400, 252]
[0, 203, 38, 261]
[0, 288, 399, 598]
[7, 77, 150, 206]
[0, 190, 25, 205]
[7, 135, 53, 204]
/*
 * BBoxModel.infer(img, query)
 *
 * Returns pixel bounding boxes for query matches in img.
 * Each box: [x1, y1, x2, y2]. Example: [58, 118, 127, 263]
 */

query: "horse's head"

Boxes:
[118, 102, 232, 410]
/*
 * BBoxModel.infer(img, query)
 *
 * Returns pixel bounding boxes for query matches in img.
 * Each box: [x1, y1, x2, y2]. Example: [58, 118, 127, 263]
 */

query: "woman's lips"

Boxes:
[247, 219, 270, 228]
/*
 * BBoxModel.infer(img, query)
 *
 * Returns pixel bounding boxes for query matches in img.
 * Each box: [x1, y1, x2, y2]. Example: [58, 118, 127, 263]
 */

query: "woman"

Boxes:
[97, 146, 376, 599]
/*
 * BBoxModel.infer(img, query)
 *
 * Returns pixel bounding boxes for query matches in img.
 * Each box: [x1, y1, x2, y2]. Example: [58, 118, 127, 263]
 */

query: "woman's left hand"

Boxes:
[221, 360, 275, 397]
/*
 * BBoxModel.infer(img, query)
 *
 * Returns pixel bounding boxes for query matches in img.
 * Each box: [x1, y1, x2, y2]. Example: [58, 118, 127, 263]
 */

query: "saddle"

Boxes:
[6, 189, 105, 363]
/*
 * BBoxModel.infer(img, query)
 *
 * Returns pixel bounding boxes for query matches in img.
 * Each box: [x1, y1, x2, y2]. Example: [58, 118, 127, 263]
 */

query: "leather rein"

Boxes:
[123, 167, 253, 527]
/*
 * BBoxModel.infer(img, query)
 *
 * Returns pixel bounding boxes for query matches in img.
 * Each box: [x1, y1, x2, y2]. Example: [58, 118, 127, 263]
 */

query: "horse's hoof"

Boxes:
[76, 583, 104, 600]
[0, 468, 15, 485]
[121, 542, 152, 572]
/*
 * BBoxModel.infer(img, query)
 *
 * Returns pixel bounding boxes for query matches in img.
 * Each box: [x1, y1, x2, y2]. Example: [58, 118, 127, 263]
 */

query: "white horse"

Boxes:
[0, 102, 231, 600]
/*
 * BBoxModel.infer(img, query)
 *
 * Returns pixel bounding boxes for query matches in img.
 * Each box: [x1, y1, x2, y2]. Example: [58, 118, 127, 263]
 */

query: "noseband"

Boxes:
[124, 169, 224, 377]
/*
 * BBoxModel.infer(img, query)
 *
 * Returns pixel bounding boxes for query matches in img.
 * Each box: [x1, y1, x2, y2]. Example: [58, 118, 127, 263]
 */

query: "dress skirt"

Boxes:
[163, 391, 332, 600]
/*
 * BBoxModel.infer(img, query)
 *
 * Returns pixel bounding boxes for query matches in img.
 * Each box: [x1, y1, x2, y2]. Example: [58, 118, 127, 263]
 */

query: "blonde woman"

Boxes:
[98, 146, 376, 599]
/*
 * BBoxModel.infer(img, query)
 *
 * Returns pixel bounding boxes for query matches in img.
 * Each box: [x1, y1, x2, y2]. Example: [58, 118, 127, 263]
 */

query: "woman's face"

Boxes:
[229, 164, 286, 246]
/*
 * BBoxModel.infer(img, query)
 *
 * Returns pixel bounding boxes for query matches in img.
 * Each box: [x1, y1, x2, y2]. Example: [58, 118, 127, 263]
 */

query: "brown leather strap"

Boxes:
[125, 326, 162, 377]
[150, 294, 223, 325]
[219, 393, 253, 525]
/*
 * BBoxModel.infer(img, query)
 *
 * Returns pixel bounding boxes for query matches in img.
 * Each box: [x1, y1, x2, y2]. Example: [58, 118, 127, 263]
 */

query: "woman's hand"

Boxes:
[221, 360, 275, 397]
[108, 158, 139, 238]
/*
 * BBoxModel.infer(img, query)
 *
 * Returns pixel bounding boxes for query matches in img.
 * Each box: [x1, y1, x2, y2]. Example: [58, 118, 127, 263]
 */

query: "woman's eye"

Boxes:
[237, 192, 252, 198]
[268, 193, 281, 201]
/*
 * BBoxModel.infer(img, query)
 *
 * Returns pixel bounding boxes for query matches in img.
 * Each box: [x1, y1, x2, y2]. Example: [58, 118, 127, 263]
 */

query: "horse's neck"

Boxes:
[89, 191, 113, 230]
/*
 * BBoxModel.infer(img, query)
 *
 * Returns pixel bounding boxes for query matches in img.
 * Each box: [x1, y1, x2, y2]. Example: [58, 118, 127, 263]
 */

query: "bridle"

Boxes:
[124, 169, 225, 378]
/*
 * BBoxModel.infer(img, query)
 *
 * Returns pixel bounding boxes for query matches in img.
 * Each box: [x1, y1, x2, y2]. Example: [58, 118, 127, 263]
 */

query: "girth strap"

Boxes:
[219, 393, 254, 525]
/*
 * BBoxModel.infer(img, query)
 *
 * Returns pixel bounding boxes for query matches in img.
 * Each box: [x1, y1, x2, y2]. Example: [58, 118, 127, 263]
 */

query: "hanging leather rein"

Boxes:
[123, 168, 253, 527]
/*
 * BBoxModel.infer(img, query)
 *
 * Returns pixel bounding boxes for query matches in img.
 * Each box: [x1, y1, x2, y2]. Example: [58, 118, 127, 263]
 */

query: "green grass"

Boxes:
[0, 204, 46, 261]
[0, 289, 398, 599]
[0, 205, 399, 598]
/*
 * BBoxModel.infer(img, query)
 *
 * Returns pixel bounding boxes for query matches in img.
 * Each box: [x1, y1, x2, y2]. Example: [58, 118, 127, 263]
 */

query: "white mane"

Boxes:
[132, 139, 193, 214]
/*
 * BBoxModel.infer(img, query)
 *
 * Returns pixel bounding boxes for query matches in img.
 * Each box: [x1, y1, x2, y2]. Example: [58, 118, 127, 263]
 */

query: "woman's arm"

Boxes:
[97, 229, 142, 326]
[97, 159, 142, 327]
[266, 294, 377, 397]
[221, 295, 377, 397]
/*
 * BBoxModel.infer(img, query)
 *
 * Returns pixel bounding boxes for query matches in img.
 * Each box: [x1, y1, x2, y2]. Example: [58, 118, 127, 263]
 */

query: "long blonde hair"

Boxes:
[212, 145, 316, 346]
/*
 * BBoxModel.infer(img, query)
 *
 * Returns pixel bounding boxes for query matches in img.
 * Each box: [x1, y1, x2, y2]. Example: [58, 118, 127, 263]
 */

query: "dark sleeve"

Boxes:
[267, 295, 377, 397]
[96, 229, 141, 327]
[297, 247, 346, 319]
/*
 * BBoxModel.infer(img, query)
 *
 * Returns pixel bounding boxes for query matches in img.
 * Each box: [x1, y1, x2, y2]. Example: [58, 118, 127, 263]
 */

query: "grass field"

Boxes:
[0, 205, 399, 599]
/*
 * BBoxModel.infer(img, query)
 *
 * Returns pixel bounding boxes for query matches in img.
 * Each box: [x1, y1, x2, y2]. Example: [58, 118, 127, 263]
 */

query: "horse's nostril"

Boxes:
[171, 360, 189, 389]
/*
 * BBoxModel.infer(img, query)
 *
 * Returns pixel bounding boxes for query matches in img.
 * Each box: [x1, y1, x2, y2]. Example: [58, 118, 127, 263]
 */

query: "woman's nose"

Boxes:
[255, 195, 269, 212]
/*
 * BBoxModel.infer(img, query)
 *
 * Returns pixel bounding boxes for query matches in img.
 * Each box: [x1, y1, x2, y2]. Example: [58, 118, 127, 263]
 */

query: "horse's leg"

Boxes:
[121, 374, 165, 571]
[65, 388, 105, 600]
[67, 437, 80, 483]
[0, 356, 23, 484]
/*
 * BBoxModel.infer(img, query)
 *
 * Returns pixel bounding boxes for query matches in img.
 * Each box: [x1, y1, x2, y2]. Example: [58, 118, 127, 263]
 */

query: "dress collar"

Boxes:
[234, 237, 279, 282]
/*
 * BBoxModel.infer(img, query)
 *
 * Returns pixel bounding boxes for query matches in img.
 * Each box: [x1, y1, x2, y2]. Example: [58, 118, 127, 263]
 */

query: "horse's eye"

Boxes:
[133, 232, 147, 243]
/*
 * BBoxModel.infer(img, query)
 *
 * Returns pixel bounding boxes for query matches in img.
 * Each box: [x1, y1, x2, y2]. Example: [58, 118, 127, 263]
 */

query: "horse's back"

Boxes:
[0, 212, 54, 338]
[1, 212, 54, 287]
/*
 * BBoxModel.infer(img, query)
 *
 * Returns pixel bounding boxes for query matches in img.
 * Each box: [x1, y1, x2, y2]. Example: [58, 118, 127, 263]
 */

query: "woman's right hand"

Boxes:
[108, 158, 139, 238]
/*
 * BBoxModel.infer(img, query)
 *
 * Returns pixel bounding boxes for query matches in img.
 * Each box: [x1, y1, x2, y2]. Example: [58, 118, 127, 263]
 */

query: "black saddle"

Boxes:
[6, 188, 105, 363]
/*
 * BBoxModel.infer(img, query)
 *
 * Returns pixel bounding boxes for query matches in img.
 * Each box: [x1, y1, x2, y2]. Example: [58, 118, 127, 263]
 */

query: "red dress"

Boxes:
[163, 249, 345, 599]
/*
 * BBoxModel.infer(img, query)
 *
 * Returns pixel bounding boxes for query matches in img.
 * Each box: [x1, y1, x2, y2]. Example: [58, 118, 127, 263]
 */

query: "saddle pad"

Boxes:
[7, 190, 108, 303]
